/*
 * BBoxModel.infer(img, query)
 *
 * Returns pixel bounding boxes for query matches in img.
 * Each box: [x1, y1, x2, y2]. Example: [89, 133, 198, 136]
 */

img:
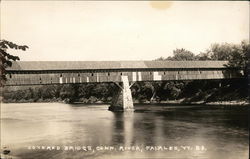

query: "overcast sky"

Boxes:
[1, 1, 249, 61]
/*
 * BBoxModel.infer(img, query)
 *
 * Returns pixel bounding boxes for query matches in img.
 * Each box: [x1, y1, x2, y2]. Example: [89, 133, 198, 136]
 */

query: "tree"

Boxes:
[154, 56, 166, 61]
[0, 40, 28, 87]
[171, 48, 196, 61]
[226, 40, 249, 76]
[209, 43, 231, 60]
[155, 48, 196, 61]
[203, 40, 249, 76]
[196, 51, 212, 60]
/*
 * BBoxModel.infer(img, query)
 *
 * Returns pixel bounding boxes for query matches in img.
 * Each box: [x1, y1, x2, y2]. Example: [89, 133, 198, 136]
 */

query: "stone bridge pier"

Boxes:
[108, 76, 134, 111]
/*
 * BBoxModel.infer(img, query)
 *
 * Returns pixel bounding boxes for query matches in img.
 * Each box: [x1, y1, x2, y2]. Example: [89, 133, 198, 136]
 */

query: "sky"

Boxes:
[1, 1, 249, 61]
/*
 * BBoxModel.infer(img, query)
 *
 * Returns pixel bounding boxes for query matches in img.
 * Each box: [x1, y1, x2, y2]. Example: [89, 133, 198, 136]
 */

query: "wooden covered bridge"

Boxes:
[5, 61, 243, 111]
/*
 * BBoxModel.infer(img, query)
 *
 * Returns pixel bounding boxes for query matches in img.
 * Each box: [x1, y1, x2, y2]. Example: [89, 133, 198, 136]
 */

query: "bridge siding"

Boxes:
[5, 69, 241, 86]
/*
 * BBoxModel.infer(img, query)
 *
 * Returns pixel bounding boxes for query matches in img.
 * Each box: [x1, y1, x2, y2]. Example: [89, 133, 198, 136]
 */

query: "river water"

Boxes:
[1, 103, 249, 159]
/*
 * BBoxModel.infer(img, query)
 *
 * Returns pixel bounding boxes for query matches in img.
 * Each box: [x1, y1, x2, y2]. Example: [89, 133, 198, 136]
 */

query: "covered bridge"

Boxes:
[5, 61, 242, 85]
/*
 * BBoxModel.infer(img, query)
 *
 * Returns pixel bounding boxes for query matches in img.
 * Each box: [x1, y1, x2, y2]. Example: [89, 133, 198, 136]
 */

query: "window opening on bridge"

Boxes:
[9, 74, 12, 78]
[164, 72, 165, 75]
[150, 72, 152, 75]
[78, 74, 80, 77]
[108, 73, 110, 76]
[91, 73, 94, 76]
[60, 74, 62, 77]
[120, 73, 123, 75]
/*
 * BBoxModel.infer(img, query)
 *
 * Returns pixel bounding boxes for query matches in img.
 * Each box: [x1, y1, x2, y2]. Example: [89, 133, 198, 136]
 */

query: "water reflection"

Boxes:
[1, 103, 249, 159]
[113, 112, 134, 147]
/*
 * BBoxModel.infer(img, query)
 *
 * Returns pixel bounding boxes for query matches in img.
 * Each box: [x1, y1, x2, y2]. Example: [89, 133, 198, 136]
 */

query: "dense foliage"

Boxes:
[156, 40, 249, 69]
[2, 79, 248, 104]
[3, 83, 115, 103]
[0, 40, 28, 87]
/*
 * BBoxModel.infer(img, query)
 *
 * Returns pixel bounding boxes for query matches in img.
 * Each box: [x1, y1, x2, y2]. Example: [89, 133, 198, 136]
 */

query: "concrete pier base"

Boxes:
[109, 76, 134, 111]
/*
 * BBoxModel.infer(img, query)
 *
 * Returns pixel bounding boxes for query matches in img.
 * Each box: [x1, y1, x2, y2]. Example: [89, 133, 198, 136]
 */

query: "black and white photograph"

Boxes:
[0, 1, 249, 159]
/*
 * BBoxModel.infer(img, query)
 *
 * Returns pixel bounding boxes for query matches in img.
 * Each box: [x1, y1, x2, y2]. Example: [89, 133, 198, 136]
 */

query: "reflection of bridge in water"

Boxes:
[6, 61, 243, 111]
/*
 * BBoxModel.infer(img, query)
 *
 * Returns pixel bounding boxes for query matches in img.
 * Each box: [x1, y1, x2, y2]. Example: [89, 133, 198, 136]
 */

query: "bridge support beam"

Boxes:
[108, 76, 134, 111]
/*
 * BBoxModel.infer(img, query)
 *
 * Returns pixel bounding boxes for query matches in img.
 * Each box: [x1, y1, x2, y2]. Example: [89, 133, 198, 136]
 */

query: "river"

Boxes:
[1, 103, 249, 159]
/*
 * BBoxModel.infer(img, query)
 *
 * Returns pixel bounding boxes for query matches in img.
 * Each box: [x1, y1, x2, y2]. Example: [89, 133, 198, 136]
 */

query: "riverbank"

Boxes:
[2, 98, 249, 106]
[135, 99, 250, 106]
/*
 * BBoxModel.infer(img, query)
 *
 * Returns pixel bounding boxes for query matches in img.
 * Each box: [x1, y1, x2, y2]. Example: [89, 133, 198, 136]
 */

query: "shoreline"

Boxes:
[1, 100, 249, 106]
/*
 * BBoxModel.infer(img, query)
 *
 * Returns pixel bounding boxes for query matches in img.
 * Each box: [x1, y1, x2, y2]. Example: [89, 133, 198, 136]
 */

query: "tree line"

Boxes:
[156, 40, 249, 73]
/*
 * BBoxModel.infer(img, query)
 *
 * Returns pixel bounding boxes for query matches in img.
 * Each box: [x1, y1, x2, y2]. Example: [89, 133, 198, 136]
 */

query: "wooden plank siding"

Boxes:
[5, 69, 243, 86]
[6, 60, 244, 85]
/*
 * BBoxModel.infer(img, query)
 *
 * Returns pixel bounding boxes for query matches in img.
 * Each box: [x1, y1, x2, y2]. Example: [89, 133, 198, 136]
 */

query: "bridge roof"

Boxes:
[7, 61, 228, 71]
